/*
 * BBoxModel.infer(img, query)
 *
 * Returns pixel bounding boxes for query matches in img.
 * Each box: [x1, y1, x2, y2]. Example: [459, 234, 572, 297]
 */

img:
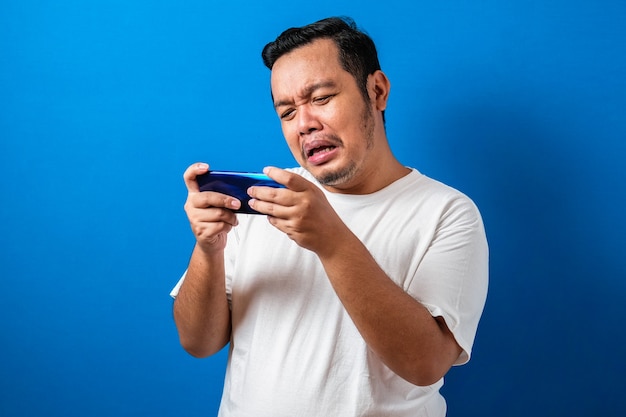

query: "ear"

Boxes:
[368, 70, 391, 111]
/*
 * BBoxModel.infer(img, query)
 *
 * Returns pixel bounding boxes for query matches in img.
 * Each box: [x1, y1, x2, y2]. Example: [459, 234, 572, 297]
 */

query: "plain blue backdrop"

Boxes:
[1, 1, 625, 416]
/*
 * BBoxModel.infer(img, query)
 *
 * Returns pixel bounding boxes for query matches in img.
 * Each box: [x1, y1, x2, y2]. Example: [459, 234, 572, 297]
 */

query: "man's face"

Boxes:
[270, 39, 378, 191]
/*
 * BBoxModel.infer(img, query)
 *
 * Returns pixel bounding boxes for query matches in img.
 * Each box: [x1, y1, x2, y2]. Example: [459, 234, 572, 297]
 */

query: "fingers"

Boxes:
[187, 190, 241, 211]
[188, 207, 238, 240]
[182, 162, 242, 250]
[183, 162, 242, 210]
[185, 190, 241, 232]
[183, 162, 210, 193]
[248, 167, 316, 217]
[263, 166, 311, 192]
[248, 194, 285, 217]
[185, 193, 239, 251]
[247, 169, 293, 216]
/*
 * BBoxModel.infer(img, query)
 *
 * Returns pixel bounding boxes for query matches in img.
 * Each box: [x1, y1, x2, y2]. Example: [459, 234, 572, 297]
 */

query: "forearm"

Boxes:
[173, 244, 231, 357]
[318, 231, 461, 386]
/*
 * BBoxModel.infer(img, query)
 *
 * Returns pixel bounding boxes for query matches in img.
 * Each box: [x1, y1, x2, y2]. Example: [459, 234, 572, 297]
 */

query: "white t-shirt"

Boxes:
[171, 167, 489, 417]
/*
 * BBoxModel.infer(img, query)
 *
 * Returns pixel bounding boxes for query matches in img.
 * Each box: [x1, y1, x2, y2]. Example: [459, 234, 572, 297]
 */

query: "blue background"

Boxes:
[1, 1, 625, 416]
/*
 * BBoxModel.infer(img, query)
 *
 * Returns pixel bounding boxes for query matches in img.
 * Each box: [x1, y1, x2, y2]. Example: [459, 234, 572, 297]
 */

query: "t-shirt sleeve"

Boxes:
[406, 194, 489, 365]
[169, 270, 187, 299]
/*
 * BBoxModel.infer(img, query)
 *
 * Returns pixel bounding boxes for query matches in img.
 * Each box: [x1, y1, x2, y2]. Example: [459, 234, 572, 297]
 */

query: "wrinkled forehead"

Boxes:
[269, 39, 346, 97]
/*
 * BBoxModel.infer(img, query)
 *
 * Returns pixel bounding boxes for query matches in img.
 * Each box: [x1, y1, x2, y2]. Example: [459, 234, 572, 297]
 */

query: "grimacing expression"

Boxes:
[270, 39, 379, 189]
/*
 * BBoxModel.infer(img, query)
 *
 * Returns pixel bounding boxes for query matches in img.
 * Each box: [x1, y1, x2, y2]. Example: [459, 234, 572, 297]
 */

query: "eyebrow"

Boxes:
[273, 80, 337, 109]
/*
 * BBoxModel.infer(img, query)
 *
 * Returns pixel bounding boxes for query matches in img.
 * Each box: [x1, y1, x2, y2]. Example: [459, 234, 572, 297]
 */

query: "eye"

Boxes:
[279, 108, 296, 121]
[313, 95, 333, 105]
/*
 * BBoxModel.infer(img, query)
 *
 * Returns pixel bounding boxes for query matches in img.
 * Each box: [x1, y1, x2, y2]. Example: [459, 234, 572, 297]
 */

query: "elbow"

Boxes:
[398, 363, 448, 387]
[178, 335, 227, 358]
[389, 351, 455, 387]
[172, 303, 230, 358]
[180, 342, 212, 358]
[410, 369, 448, 387]
[402, 324, 462, 386]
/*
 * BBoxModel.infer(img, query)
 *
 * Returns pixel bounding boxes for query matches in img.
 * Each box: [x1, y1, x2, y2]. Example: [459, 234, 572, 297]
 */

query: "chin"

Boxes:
[312, 162, 358, 187]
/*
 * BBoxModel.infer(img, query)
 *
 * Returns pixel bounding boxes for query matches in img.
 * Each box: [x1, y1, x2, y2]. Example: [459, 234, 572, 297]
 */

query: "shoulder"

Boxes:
[398, 169, 478, 206]
[399, 170, 485, 226]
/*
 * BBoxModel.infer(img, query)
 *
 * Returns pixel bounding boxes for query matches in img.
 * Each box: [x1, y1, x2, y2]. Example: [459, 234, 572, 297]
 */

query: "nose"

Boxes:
[297, 105, 322, 136]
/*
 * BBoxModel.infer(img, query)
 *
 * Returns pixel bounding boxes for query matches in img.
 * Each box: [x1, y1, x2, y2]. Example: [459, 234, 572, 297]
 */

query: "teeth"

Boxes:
[309, 147, 333, 157]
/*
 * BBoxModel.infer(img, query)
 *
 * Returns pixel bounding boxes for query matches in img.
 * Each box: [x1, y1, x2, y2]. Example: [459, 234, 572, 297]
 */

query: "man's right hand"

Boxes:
[183, 162, 241, 254]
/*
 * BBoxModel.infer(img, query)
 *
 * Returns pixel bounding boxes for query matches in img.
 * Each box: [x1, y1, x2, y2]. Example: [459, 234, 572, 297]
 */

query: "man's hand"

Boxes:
[247, 167, 348, 256]
[183, 162, 241, 254]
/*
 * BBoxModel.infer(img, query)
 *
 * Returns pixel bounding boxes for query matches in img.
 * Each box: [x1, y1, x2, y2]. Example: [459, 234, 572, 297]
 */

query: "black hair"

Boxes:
[261, 17, 382, 106]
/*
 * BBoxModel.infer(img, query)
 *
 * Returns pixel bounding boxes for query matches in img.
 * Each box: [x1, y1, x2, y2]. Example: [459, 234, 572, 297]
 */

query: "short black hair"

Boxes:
[261, 17, 382, 107]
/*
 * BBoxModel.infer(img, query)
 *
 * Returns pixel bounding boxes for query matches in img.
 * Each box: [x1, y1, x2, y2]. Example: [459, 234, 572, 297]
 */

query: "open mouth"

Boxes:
[303, 137, 342, 165]
[307, 146, 336, 158]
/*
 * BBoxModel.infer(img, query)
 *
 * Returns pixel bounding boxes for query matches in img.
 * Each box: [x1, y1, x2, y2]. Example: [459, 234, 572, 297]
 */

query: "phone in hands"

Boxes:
[196, 170, 285, 214]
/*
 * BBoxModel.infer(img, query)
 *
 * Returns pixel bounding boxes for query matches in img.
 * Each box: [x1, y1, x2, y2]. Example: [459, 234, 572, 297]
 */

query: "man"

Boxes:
[171, 16, 488, 416]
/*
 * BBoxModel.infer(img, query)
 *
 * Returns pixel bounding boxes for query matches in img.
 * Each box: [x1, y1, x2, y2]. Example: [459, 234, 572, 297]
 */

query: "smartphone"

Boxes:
[196, 170, 285, 214]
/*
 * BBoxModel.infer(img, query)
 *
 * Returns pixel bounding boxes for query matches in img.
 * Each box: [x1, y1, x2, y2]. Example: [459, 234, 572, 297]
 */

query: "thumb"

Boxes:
[183, 162, 209, 193]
